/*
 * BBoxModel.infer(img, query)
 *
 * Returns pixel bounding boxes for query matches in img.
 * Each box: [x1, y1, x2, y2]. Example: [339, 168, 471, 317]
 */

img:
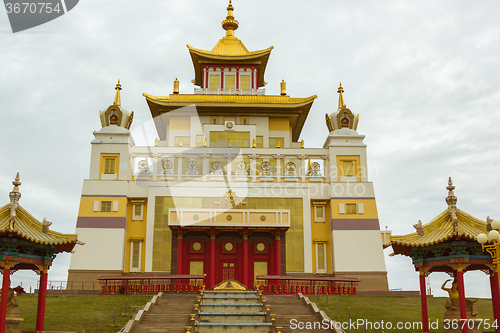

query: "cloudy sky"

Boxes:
[1, 0, 499, 298]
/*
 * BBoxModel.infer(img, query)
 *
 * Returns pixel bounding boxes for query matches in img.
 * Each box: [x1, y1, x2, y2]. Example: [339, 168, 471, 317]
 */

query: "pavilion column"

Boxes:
[275, 228, 281, 276]
[176, 228, 183, 275]
[242, 228, 249, 287]
[0, 262, 13, 333]
[457, 265, 469, 333]
[36, 268, 48, 332]
[490, 270, 500, 333]
[209, 227, 216, 288]
[418, 267, 429, 333]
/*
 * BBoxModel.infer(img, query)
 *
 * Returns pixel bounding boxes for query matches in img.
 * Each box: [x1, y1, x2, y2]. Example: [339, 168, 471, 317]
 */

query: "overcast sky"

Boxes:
[1, 0, 499, 299]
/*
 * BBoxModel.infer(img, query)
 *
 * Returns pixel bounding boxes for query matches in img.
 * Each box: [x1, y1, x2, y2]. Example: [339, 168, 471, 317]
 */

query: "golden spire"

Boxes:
[113, 80, 122, 106]
[222, 0, 239, 37]
[9, 173, 22, 230]
[337, 82, 345, 109]
[280, 80, 286, 96]
[173, 78, 179, 94]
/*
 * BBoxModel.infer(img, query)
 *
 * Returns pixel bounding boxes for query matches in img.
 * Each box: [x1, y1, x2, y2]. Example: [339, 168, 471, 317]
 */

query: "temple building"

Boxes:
[68, 1, 389, 291]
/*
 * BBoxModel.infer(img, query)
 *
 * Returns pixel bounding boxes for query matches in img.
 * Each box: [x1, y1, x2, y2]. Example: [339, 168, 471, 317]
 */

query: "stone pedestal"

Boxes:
[5, 307, 23, 333]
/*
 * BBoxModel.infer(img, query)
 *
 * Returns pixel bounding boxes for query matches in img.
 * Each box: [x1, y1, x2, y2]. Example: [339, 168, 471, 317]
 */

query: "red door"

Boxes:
[222, 262, 236, 280]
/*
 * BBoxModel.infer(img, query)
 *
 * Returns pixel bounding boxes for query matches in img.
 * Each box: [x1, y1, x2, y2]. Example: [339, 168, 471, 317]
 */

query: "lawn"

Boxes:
[314, 294, 495, 332]
[17, 294, 152, 333]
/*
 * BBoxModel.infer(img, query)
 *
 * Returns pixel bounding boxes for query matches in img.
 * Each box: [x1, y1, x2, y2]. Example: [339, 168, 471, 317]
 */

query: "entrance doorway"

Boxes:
[222, 262, 236, 280]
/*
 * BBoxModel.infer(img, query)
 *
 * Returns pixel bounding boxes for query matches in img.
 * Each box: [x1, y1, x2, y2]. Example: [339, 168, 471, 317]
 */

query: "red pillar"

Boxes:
[242, 228, 249, 287]
[236, 68, 240, 90]
[36, 268, 48, 332]
[0, 264, 12, 333]
[176, 228, 183, 275]
[275, 228, 281, 276]
[209, 227, 216, 288]
[457, 266, 469, 333]
[490, 271, 500, 333]
[418, 267, 429, 333]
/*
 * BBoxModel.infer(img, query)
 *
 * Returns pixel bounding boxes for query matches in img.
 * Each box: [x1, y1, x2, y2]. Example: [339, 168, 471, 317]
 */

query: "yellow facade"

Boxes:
[269, 118, 289, 131]
[170, 117, 191, 130]
[78, 196, 128, 217]
[336, 155, 361, 182]
[310, 201, 332, 274]
[329, 199, 379, 219]
[124, 199, 148, 273]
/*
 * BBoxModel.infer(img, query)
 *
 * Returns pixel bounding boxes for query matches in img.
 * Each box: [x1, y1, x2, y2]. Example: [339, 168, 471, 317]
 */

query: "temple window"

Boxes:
[209, 74, 220, 89]
[100, 153, 119, 179]
[314, 206, 325, 222]
[255, 136, 263, 148]
[240, 117, 249, 125]
[130, 240, 142, 272]
[316, 243, 326, 273]
[104, 158, 115, 174]
[210, 117, 219, 124]
[240, 75, 251, 90]
[346, 203, 357, 214]
[132, 204, 144, 220]
[343, 161, 354, 176]
[225, 74, 235, 90]
[190, 261, 204, 275]
[101, 201, 112, 212]
[209, 131, 250, 148]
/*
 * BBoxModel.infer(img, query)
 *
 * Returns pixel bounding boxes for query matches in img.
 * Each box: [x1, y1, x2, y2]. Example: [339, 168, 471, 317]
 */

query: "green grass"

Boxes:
[313, 295, 495, 332]
[17, 294, 152, 333]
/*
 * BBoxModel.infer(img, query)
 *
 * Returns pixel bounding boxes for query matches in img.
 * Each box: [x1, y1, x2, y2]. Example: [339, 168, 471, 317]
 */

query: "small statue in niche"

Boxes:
[341, 115, 350, 128]
[441, 278, 478, 316]
[110, 113, 119, 125]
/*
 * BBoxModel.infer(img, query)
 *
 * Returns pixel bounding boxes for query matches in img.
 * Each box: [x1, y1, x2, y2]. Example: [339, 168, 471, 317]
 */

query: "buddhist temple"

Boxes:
[68, 1, 389, 292]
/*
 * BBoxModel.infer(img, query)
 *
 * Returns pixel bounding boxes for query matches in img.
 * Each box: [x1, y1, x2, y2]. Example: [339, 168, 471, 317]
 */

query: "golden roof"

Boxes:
[143, 92, 316, 105]
[143, 93, 317, 142]
[0, 204, 78, 252]
[187, 1, 273, 87]
[391, 209, 487, 248]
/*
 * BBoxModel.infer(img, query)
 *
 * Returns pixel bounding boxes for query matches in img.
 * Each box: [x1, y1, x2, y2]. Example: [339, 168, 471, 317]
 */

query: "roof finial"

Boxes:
[113, 80, 122, 106]
[222, 0, 239, 37]
[445, 177, 459, 229]
[9, 173, 22, 230]
[337, 82, 346, 108]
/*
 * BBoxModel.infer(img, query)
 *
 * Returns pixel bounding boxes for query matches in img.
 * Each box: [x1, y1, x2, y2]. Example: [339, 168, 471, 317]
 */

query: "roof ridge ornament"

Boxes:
[413, 220, 423, 236]
[222, 0, 239, 37]
[337, 82, 346, 109]
[445, 177, 459, 231]
[8, 172, 22, 230]
[113, 80, 122, 106]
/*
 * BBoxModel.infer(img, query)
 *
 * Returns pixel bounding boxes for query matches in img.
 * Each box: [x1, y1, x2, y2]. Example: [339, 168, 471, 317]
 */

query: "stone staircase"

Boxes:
[130, 294, 197, 333]
[266, 294, 339, 333]
[195, 289, 272, 333]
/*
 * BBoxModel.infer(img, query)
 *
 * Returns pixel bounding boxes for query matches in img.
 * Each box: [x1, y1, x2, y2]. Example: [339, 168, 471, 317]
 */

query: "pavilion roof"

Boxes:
[0, 173, 80, 253]
[390, 208, 487, 248]
[390, 177, 488, 252]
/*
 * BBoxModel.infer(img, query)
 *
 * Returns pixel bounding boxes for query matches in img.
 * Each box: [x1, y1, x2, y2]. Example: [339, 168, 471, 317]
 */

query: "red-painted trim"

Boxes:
[419, 269, 429, 333]
[209, 228, 215, 288]
[457, 268, 469, 333]
[220, 67, 224, 90]
[275, 229, 281, 275]
[0, 267, 10, 333]
[242, 228, 248, 287]
[490, 273, 500, 332]
[256, 275, 360, 282]
[330, 218, 380, 230]
[36, 270, 48, 332]
[76, 217, 126, 229]
[81, 195, 127, 197]
[177, 228, 183, 275]
[236, 69, 240, 90]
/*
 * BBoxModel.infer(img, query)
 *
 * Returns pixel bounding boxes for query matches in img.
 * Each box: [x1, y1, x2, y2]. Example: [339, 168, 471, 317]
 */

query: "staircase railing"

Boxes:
[254, 275, 360, 295]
